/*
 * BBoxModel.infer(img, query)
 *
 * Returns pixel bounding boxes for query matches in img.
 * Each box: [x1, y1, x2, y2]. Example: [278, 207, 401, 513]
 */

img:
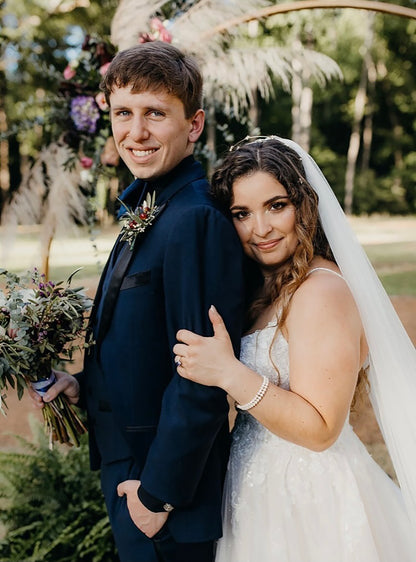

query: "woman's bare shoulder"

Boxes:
[289, 263, 356, 323]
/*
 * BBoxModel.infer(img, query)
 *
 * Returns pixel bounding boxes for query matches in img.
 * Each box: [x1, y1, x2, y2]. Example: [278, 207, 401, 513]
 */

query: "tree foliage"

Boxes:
[1, 1, 416, 215]
[259, 5, 416, 214]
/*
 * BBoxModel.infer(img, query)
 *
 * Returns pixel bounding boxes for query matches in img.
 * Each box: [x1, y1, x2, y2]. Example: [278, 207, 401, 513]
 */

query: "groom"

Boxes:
[36, 41, 244, 561]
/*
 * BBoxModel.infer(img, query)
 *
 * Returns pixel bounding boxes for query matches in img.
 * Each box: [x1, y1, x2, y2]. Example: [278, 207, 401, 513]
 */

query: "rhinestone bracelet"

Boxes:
[236, 375, 270, 411]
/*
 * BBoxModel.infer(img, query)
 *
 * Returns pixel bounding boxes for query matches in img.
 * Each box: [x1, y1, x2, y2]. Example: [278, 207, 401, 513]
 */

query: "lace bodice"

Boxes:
[232, 322, 291, 457]
[240, 321, 290, 390]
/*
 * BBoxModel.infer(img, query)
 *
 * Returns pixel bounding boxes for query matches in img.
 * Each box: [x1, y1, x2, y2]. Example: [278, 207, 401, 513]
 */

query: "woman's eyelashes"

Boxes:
[231, 210, 250, 221]
[231, 201, 288, 221]
[270, 201, 287, 211]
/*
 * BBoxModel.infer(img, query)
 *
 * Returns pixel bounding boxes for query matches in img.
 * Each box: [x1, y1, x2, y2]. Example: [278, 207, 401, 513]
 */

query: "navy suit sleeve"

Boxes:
[139, 205, 244, 507]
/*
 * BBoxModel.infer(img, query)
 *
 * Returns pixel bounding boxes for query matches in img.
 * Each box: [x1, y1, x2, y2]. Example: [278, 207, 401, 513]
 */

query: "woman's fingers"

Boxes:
[173, 343, 188, 358]
[176, 306, 229, 345]
[209, 305, 230, 341]
[176, 328, 202, 344]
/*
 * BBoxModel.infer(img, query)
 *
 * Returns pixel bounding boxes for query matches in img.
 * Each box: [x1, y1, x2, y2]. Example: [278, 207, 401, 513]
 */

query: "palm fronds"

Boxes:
[1, 141, 89, 272]
[110, 1, 342, 121]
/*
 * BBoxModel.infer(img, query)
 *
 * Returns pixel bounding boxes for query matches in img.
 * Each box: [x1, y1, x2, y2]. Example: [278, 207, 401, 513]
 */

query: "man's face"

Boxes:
[110, 86, 204, 180]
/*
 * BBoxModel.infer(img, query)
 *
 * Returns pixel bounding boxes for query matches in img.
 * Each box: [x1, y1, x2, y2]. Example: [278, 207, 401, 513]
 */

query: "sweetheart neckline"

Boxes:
[243, 319, 278, 338]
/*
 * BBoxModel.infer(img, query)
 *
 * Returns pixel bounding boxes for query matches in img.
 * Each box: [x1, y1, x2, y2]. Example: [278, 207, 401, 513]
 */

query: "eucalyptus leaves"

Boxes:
[0, 268, 93, 447]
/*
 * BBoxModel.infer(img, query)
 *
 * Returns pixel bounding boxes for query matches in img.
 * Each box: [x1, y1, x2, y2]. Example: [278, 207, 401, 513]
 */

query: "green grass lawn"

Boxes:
[1, 216, 415, 296]
[364, 241, 416, 296]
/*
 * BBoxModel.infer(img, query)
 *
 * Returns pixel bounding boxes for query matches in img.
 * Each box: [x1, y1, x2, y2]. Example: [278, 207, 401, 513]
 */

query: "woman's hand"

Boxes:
[173, 305, 238, 389]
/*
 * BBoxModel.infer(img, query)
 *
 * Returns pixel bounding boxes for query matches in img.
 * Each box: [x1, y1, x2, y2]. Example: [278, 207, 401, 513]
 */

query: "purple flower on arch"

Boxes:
[70, 95, 100, 134]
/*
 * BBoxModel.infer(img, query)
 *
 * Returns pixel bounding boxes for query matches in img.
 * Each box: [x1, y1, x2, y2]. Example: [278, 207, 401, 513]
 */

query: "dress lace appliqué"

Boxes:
[215, 323, 415, 562]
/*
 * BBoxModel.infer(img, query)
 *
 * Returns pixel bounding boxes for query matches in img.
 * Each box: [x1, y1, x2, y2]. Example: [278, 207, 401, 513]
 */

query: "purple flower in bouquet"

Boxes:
[70, 95, 100, 134]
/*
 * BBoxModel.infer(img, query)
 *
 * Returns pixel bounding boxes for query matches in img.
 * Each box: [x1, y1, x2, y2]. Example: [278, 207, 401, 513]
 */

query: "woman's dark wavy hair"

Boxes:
[212, 138, 334, 328]
[211, 138, 367, 406]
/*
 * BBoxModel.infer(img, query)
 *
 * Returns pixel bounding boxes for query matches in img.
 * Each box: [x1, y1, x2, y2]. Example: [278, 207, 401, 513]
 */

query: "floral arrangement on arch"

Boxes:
[59, 34, 120, 175]
[138, 16, 173, 44]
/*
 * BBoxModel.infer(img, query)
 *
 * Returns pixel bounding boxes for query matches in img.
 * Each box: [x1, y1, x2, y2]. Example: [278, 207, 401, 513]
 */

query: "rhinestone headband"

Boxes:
[229, 134, 281, 152]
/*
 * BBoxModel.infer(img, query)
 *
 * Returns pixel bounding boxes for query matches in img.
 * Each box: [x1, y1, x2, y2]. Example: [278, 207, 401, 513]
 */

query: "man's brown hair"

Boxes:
[100, 41, 203, 118]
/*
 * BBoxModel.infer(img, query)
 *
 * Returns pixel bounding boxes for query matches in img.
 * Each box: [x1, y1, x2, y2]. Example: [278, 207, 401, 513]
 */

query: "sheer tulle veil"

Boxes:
[275, 136, 416, 528]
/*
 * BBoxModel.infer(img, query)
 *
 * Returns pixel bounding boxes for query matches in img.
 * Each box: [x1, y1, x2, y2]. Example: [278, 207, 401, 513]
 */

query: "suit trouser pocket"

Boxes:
[100, 458, 159, 562]
[152, 530, 214, 562]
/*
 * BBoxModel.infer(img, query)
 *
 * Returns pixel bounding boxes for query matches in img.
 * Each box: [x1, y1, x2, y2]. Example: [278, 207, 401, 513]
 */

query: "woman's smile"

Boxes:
[254, 238, 282, 251]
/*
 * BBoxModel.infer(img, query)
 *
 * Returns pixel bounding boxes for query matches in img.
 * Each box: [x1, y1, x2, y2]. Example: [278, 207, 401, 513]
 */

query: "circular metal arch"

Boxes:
[202, 1, 416, 39]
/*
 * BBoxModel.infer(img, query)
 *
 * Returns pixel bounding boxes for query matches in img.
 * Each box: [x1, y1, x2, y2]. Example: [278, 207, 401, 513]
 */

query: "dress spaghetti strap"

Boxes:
[307, 267, 344, 280]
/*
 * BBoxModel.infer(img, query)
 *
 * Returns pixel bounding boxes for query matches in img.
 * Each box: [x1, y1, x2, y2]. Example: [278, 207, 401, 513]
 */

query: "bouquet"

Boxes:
[0, 268, 93, 447]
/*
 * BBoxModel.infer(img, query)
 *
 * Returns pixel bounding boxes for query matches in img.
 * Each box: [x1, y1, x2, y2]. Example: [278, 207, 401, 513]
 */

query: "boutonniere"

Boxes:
[118, 191, 160, 250]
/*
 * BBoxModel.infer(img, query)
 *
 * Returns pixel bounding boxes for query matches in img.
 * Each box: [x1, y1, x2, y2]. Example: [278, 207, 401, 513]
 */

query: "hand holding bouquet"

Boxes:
[0, 268, 93, 447]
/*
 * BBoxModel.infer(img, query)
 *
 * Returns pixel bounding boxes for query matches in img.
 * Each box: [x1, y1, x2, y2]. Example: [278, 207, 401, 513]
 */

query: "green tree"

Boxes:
[258, 5, 416, 214]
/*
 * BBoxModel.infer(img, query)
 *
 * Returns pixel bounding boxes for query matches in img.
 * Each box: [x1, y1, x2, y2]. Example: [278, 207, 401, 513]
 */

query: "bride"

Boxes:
[173, 136, 416, 561]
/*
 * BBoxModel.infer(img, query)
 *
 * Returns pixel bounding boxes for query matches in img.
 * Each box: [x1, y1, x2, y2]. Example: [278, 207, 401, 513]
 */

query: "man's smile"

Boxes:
[131, 148, 159, 157]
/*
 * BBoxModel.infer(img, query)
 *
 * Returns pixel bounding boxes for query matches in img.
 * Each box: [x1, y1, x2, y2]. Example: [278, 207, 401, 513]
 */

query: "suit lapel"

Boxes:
[94, 158, 206, 349]
[92, 177, 145, 348]
[95, 200, 168, 348]
[88, 232, 123, 331]
[95, 241, 135, 348]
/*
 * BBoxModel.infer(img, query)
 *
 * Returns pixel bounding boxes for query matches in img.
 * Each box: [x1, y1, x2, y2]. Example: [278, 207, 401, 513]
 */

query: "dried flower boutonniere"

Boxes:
[118, 191, 160, 250]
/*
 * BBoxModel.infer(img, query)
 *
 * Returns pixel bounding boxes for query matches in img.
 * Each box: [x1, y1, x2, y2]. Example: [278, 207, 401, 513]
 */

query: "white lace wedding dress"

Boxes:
[215, 322, 415, 562]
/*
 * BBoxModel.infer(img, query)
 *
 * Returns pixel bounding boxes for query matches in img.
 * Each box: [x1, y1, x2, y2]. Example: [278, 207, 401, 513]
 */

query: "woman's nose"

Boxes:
[253, 212, 273, 237]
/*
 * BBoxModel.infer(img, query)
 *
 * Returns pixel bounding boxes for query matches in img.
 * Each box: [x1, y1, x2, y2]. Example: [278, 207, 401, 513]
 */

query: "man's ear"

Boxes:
[188, 109, 205, 143]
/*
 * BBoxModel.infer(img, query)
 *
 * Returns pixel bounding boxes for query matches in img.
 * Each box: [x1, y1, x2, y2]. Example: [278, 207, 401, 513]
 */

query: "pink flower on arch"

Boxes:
[159, 27, 173, 43]
[63, 65, 76, 80]
[150, 17, 172, 43]
[99, 62, 111, 76]
[150, 18, 164, 32]
[95, 92, 109, 111]
[80, 156, 94, 169]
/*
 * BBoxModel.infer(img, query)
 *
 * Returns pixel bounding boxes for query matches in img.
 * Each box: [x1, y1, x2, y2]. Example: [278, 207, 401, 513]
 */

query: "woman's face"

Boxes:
[230, 171, 298, 271]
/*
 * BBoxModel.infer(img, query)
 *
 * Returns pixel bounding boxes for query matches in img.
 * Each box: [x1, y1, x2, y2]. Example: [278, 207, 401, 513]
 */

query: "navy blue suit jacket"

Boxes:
[82, 157, 244, 543]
